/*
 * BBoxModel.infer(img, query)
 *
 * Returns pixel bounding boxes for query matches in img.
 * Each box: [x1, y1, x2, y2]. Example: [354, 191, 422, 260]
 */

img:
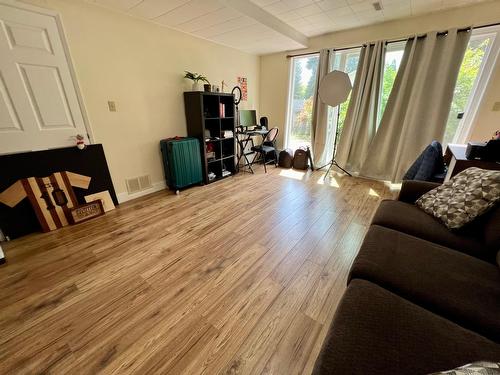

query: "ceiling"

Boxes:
[88, 0, 493, 54]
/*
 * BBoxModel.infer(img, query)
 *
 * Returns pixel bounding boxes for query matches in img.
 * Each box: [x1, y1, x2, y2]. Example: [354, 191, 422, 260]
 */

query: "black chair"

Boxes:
[251, 127, 279, 173]
[403, 140, 447, 182]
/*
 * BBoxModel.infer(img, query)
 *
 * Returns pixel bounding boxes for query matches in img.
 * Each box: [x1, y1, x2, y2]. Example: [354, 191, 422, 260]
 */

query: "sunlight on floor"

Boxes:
[279, 169, 306, 180]
[316, 175, 340, 188]
[368, 188, 380, 197]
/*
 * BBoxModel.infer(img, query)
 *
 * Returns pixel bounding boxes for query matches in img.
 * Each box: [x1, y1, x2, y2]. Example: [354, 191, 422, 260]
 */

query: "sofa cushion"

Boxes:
[348, 225, 500, 342]
[416, 167, 500, 229]
[430, 361, 500, 375]
[371, 199, 495, 261]
[313, 279, 500, 375]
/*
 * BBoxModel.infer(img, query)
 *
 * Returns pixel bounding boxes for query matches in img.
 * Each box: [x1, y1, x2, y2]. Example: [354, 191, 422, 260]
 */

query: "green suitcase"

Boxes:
[160, 138, 203, 193]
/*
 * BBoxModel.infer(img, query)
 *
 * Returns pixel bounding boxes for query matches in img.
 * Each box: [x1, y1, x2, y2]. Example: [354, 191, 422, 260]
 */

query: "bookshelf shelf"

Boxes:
[184, 92, 236, 184]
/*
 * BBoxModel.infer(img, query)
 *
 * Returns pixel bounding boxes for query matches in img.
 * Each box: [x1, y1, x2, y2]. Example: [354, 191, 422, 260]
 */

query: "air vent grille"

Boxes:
[373, 1, 382, 11]
[139, 175, 152, 190]
[126, 177, 141, 194]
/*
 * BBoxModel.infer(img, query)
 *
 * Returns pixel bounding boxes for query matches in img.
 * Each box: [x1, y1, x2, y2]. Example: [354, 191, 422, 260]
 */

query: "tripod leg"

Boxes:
[332, 160, 351, 176]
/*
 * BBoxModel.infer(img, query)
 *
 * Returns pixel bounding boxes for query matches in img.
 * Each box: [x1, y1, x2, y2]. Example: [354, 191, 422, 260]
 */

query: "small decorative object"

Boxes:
[219, 103, 225, 118]
[84, 190, 115, 212]
[184, 71, 209, 91]
[237, 76, 248, 101]
[215, 85, 220, 92]
[75, 134, 86, 150]
[208, 171, 216, 181]
[221, 80, 226, 93]
[493, 130, 500, 140]
[70, 200, 104, 224]
[204, 83, 212, 92]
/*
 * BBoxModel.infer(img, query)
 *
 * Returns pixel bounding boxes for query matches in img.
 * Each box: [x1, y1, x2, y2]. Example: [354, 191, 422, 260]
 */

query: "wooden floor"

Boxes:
[0, 166, 396, 375]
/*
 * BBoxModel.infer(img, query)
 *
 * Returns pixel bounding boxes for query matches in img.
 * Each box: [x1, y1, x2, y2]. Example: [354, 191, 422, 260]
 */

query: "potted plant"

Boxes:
[184, 71, 209, 91]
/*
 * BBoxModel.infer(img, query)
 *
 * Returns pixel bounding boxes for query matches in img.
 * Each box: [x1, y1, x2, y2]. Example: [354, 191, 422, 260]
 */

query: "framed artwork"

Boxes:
[84, 190, 115, 212]
[237, 76, 248, 101]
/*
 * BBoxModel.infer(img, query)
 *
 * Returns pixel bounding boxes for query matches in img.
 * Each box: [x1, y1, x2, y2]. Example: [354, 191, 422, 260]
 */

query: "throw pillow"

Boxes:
[416, 167, 500, 229]
[429, 361, 500, 374]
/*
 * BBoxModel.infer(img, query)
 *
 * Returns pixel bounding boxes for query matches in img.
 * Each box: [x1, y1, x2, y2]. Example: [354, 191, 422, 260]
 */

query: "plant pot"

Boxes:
[192, 82, 200, 91]
[204, 84, 212, 92]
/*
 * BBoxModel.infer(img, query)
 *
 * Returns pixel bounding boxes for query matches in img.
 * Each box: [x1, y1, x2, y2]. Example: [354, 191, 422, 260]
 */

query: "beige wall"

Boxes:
[21, 0, 260, 200]
[260, 1, 500, 148]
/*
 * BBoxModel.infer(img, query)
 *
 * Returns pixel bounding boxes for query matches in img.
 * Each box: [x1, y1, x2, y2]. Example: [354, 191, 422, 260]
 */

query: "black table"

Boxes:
[236, 128, 268, 174]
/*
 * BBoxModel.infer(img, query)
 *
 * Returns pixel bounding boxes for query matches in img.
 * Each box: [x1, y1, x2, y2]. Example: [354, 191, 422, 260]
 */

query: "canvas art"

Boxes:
[0, 171, 91, 232]
[237, 76, 248, 101]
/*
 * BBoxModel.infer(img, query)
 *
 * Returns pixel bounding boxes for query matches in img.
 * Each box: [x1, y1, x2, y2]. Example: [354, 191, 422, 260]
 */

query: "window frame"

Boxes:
[452, 25, 500, 143]
[284, 52, 319, 149]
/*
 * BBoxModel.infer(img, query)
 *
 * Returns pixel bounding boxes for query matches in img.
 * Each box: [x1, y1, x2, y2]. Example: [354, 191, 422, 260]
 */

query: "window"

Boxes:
[285, 54, 319, 150]
[444, 28, 499, 146]
[378, 42, 405, 125]
[329, 48, 361, 136]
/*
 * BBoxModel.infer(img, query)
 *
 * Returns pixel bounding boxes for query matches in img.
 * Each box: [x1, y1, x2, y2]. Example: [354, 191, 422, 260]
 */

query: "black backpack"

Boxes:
[278, 149, 294, 168]
[293, 147, 314, 170]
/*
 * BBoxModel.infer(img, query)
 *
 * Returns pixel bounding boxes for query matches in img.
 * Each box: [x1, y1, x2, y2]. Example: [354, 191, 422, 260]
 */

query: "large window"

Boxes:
[285, 27, 499, 154]
[378, 42, 405, 125]
[444, 29, 498, 145]
[285, 54, 319, 150]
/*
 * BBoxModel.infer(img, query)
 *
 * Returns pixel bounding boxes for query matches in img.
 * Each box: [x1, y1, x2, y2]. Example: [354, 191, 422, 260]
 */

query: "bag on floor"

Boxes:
[278, 149, 294, 168]
[293, 148, 308, 170]
[293, 147, 313, 170]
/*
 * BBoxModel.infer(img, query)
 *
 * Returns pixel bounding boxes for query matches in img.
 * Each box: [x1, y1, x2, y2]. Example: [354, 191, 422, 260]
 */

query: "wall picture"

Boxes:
[84, 190, 115, 212]
[237, 76, 248, 101]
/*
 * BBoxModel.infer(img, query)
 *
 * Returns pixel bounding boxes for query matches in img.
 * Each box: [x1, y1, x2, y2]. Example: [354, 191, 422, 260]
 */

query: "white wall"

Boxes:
[21, 0, 260, 201]
[260, 1, 500, 148]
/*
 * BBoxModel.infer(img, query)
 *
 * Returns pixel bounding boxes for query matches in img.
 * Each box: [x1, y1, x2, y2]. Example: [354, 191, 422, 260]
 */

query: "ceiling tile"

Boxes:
[316, 0, 349, 11]
[193, 16, 258, 38]
[264, 1, 292, 14]
[281, 0, 315, 8]
[127, 0, 190, 19]
[154, 0, 223, 26]
[326, 5, 356, 18]
[295, 3, 323, 16]
[349, 1, 377, 12]
[175, 6, 241, 33]
[93, 0, 143, 11]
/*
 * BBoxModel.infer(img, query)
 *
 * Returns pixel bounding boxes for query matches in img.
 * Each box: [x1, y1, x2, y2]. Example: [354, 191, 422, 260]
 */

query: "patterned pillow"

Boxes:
[429, 361, 500, 374]
[416, 167, 500, 229]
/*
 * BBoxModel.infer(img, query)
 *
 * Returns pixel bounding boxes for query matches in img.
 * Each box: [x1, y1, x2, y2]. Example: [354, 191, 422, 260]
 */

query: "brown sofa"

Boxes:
[313, 180, 500, 375]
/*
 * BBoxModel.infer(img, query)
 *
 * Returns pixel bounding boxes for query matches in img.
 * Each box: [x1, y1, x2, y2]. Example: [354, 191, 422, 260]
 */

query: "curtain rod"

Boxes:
[285, 21, 500, 58]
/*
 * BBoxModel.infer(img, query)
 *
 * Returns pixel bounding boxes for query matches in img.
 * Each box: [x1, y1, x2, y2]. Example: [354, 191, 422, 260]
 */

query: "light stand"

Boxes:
[317, 104, 351, 177]
[317, 70, 353, 178]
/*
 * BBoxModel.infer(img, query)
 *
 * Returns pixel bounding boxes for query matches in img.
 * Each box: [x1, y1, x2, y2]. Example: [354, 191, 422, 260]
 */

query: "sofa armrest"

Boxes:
[398, 180, 441, 203]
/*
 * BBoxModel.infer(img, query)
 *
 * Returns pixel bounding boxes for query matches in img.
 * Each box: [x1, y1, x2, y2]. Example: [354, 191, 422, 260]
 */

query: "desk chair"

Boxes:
[251, 127, 279, 173]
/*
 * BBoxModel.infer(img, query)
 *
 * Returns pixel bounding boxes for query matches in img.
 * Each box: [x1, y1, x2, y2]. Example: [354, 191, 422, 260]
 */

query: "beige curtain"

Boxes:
[360, 29, 471, 182]
[335, 41, 385, 172]
[311, 49, 331, 166]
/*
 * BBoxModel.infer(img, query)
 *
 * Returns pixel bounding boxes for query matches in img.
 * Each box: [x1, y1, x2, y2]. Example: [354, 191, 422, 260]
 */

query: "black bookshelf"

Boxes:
[184, 92, 236, 184]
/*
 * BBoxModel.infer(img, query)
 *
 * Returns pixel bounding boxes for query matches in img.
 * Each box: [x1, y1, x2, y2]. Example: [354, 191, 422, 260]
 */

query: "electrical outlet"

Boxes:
[108, 101, 117, 112]
[492, 102, 500, 112]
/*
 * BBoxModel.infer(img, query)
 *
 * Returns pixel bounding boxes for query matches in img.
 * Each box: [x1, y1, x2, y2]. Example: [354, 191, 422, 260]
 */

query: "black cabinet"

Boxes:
[184, 92, 236, 184]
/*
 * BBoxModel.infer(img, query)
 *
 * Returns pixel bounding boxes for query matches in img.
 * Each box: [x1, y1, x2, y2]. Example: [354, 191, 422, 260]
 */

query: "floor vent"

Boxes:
[126, 175, 152, 194]
[138, 174, 152, 190]
[126, 177, 141, 194]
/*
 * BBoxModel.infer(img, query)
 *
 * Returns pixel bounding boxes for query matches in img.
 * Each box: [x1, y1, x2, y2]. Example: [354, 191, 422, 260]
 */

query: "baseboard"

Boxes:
[117, 180, 167, 204]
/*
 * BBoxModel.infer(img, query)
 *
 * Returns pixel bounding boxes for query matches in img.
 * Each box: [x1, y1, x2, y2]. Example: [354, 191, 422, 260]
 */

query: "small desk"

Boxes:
[444, 144, 500, 181]
[235, 127, 268, 173]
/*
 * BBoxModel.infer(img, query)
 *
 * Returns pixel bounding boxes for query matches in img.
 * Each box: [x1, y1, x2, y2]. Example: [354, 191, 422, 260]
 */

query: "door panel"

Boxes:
[0, 3, 89, 154]
[19, 64, 75, 129]
[0, 73, 22, 131]
[4, 21, 53, 53]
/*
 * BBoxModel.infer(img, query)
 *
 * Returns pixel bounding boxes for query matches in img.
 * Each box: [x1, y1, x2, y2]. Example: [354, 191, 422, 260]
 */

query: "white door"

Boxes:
[0, 2, 89, 154]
